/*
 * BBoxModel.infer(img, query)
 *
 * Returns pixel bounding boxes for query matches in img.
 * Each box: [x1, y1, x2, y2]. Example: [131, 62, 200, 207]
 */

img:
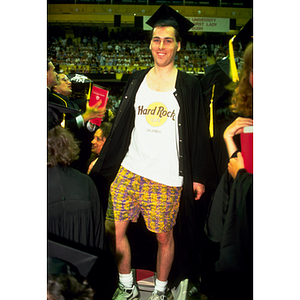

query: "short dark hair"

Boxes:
[150, 20, 181, 43]
[47, 125, 80, 167]
[99, 121, 112, 139]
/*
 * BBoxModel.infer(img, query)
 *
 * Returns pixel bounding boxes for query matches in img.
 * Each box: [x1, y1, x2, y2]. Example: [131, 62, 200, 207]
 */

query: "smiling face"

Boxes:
[150, 26, 181, 68]
[91, 129, 106, 156]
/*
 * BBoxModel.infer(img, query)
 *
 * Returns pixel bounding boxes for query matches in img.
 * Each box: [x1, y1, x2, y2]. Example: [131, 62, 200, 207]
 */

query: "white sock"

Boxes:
[154, 278, 168, 293]
[119, 272, 134, 288]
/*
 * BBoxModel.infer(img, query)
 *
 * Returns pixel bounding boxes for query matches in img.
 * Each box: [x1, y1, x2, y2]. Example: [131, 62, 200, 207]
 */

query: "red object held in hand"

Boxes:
[240, 126, 253, 174]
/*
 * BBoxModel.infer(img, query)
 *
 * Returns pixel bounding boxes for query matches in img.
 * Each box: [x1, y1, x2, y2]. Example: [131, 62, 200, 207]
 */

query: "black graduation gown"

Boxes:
[205, 168, 253, 300]
[89, 68, 218, 288]
[47, 91, 94, 173]
[47, 165, 118, 298]
[47, 165, 105, 252]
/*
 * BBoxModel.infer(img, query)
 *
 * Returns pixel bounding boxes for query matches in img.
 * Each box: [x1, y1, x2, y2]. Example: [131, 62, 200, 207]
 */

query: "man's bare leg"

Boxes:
[155, 228, 174, 281]
[105, 219, 131, 274]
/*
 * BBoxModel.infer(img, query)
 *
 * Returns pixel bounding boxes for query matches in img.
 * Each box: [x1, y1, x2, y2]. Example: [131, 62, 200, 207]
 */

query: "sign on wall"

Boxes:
[187, 17, 229, 32]
[143, 16, 230, 33]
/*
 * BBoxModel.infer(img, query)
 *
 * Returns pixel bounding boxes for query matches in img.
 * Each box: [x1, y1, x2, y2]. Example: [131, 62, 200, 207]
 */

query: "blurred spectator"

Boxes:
[87, 122, 112, 176]
[47, 274, 94, 300]
[47, 60, 58, 90]
[50, 72, 105, 172]
[51, 73, 105, 131]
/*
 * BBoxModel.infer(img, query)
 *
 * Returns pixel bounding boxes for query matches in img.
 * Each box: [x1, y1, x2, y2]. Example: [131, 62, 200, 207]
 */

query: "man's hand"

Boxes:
[82, 101, 106, 123]
[228, 152, 245, 179]
[193, 182, 205, 200]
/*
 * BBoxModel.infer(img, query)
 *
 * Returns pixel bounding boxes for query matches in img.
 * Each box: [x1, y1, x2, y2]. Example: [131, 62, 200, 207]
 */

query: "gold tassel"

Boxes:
[229, 35, 239, 83]
[209, 84, 215, 138]
[86, 82, 92, 100]
[61, 114, 66, 128]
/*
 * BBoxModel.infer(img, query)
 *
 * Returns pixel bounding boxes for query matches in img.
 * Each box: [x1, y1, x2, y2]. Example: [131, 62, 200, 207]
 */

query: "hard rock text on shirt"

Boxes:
[137, 105, 175, 121]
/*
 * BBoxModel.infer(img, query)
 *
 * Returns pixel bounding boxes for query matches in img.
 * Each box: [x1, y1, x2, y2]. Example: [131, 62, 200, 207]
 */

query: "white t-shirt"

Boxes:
[121, 77, 183, 187]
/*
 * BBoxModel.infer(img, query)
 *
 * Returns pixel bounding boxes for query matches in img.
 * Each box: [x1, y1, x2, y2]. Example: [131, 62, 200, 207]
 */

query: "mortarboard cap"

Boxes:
[68, 74, 93, 85]
[202, 58, 232, 107]
[233, 18, 253, 49]
[48, 240, 98, 279]
[146, 4, 194, 38]
[200, 58, 232, 138]
[68, 74, 93, 100]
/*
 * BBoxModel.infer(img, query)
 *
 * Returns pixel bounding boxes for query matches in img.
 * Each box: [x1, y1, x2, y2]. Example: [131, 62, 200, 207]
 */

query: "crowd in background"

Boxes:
[47, 27, 245, 75]
[47, 27, 245, 128]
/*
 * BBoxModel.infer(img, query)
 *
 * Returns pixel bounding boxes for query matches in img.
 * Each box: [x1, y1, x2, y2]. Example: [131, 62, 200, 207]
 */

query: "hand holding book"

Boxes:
[223, 117, 253, 158]
[82, 100, 106, 124]
[88, 85, 109, 126]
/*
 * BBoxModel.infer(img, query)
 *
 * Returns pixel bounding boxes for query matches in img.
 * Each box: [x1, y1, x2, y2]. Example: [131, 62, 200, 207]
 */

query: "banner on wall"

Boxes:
[187, 17, 230, 32]
[143, 16, 230, 33]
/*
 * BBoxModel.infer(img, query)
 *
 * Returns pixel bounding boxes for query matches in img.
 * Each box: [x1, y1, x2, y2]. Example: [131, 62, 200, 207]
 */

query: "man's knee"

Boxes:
[156, 229, 174, 245]
[105, 220, 130, 240]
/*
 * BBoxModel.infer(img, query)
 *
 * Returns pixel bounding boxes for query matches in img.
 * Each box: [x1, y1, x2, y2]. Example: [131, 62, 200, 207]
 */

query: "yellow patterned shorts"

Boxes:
[106, 166, 182, 233]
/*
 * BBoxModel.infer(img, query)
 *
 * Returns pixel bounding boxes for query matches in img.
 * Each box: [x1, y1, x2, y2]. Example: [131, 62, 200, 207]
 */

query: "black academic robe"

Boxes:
[47, 165, 118, 298]
[47, 165, 105, 252]
[89, 68, 218, 288]
[47, 91, 94, 173]
[205, 168, 253, 299]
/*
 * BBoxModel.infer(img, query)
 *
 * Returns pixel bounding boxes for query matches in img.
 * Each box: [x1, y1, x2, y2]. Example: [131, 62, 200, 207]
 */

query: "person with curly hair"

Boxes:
[47, 125, 105, 252]
[224, 42, 253, 158]
[207, 42, 253, 300]
[229, 42, 253, 118]
[47, 125, 80, 168]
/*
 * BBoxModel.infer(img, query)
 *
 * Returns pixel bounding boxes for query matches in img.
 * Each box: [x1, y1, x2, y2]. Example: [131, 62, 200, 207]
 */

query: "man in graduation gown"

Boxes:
[48, 72, 105, 173]
[89, 4, 217, 300]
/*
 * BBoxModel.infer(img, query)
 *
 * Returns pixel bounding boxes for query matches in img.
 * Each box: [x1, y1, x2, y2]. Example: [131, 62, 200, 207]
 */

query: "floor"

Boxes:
[136, 269, 208, 300]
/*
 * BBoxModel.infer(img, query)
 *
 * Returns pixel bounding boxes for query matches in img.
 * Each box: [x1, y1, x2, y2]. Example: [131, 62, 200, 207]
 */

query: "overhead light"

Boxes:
[108, 8, 112, 13]
[232, 11, 236, 15]
[198, 10, 201, 14]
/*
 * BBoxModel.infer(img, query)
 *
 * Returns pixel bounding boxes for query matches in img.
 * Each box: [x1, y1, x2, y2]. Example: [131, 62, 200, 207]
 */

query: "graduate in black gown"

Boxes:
[47, 106, 105, 253]
[205, 42, 253, 300]
[199, 21, 253, 298]
[47, 103, 118, 299]
[47, 69, 106, 173]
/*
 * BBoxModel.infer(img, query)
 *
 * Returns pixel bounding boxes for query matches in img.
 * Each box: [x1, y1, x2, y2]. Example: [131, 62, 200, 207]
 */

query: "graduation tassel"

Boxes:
[86, 82, 92, 100]
[209, 84, 215, 138]
[229, 35, 239, 83]
[61, 114, 66, 128]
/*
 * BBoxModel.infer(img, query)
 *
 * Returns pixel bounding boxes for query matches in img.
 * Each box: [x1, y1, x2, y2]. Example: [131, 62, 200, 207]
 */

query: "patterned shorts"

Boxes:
[106, 166, 182, 233]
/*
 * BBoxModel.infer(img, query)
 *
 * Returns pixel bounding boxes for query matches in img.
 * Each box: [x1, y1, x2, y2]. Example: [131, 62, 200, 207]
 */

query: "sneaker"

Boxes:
[148, 290, 166, 300]
[112, 283, 140, 300]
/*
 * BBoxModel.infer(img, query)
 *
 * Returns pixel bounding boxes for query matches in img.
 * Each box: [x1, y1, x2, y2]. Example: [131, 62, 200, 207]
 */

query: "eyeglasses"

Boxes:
[61, 77, 70, 82]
